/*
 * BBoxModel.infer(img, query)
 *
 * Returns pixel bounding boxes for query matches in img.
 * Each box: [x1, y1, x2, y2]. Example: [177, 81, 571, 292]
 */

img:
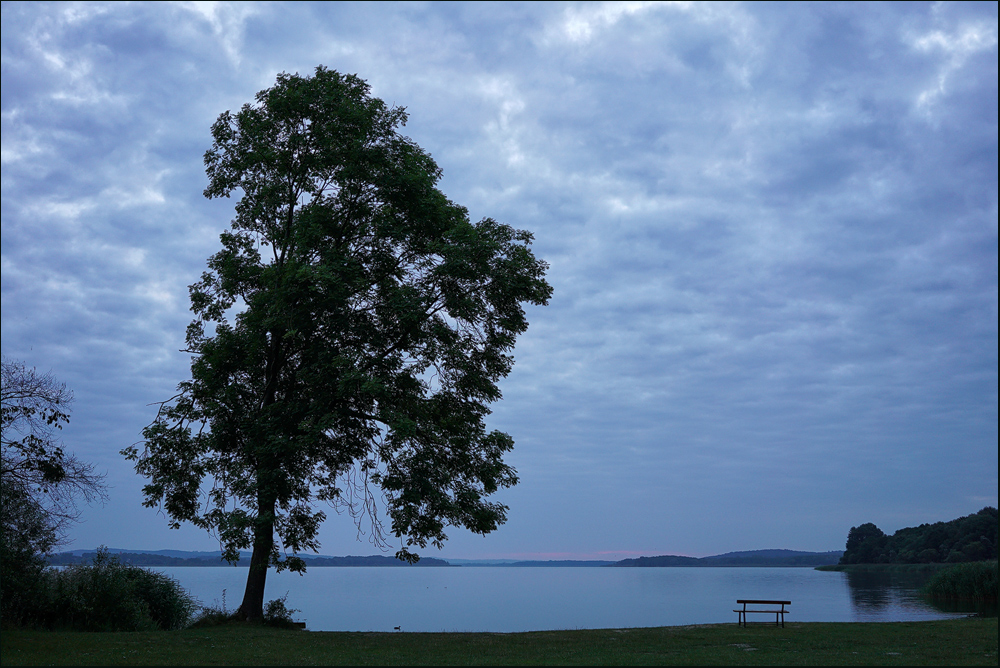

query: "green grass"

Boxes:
[1, 618, 996, 666]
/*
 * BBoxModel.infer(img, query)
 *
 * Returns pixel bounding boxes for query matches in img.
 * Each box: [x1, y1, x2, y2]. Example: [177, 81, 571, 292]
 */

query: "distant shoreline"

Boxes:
[816, 562, 960, 573]
[47, 548, 844, 568]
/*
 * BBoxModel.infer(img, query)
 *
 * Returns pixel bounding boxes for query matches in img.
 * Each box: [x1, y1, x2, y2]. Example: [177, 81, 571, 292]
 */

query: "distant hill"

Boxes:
[48, 551, 233, 567]
[701, 549, 844, 566]
[464, 560, 617, 567]
[611, 555, 700, 567]
[612, 549, 843, 567]
[46, 547, 842, 568]
[46, 550, 451, 567]
[297, 555, 450, 567]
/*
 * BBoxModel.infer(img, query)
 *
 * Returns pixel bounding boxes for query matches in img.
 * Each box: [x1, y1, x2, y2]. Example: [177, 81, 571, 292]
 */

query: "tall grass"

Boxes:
[922, 561, 998, 602]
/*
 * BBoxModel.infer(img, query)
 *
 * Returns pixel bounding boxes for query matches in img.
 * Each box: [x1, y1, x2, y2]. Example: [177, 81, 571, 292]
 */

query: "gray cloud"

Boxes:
[2, 2, 995, 559]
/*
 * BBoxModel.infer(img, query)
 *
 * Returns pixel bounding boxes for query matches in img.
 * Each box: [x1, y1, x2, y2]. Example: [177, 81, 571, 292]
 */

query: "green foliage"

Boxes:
[842, 522, 887, 564]
[122, 66, 551, 619]
[841, 507, 998, 565]
[0, 479, 55, 625]
[923, 561, 999, 602]
[189, 589, 300, 629]
[1, 358, 72, 489]
[6, 548, 198, 631]
[263, 592, 300, 628]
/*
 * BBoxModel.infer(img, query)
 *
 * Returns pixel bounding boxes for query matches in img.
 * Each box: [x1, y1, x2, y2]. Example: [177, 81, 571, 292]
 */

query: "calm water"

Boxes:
[154, 566, 974, 632]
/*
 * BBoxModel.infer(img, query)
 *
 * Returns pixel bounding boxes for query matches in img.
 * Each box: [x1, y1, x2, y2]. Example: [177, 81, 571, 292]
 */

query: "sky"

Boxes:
[2, 1, 997, 562]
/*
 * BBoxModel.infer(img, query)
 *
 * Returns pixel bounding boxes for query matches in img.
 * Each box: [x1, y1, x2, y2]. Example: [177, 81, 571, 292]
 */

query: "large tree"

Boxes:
[123, 67, 552, 621]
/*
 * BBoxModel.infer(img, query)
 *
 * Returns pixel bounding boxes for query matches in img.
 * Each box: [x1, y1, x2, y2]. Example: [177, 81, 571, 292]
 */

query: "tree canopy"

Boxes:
[122, 66, 552, 620]
[839, 507, 998, 565]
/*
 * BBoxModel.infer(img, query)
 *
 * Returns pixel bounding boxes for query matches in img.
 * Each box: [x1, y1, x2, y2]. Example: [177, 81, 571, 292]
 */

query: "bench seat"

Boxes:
[734, 599, 790, 627]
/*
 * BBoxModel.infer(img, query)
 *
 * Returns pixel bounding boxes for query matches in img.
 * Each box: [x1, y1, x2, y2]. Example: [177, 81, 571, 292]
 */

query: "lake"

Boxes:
[153, 566, 975, 632]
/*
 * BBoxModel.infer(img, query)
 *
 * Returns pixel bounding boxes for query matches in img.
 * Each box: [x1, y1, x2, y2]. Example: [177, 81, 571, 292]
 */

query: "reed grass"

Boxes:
[922, 561, 998, 602]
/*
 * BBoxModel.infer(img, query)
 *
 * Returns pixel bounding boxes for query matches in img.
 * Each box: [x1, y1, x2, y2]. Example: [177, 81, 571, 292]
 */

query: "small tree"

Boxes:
[1, 358, 106, 538]
[123, 66, 552, 621]
[1, 358, 106, 623]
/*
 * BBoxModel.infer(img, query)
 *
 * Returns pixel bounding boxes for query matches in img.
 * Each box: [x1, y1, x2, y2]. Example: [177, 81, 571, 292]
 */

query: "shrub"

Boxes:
[125, 564, 200, 630]
[0, 534, 53, 627]
[263, 592, 300, 628]
[14, 547, 198, 631]
[189, 589, 301, 629]
[922, 560, 998, 602]
[50, 552, 157, 631]
[0, 479, 58, 627]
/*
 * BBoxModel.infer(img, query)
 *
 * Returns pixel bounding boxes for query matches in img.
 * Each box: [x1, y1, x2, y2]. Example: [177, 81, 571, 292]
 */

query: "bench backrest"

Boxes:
[736, 600, 791, 605]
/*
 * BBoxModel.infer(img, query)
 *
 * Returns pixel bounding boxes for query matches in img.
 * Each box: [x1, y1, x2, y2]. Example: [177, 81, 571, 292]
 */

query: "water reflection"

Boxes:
[844, 568, 996, 620]
[925, 597, 998, 617]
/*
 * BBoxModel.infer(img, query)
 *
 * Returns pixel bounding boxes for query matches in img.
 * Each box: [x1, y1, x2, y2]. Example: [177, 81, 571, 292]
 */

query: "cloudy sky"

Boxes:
[2, 1, 997, 561]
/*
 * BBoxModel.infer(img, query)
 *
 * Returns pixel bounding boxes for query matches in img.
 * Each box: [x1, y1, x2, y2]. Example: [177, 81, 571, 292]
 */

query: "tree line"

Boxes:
[840, 507, 998, 565]
[614, 549, 844, 567]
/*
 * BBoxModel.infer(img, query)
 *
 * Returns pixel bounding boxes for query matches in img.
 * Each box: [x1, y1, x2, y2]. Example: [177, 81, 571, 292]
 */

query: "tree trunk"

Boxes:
[239, 334, 282, 622]
[236, 491, 276, 621]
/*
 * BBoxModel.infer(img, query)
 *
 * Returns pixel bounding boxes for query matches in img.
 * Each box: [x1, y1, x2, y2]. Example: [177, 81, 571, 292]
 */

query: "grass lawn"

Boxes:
[2, 618, 996, 666]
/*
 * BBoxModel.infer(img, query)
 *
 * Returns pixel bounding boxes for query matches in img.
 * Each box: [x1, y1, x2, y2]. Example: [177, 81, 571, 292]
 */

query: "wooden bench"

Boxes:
[734, 599, 790, 627]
